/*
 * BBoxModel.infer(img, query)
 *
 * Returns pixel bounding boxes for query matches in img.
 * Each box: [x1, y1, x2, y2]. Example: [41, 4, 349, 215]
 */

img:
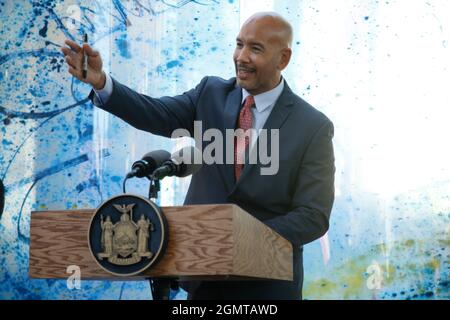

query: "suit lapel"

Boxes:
[221, 83, 242, 192]
[223, 84, 242, 131]
[231, 82, 295, 192]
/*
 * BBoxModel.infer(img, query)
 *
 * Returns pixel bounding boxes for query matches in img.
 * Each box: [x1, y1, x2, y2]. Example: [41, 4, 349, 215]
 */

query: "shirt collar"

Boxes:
[241, 78, 285, 112]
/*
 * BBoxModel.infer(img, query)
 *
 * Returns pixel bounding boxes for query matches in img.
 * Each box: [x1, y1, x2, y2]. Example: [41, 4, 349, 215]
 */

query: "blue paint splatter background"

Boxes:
[0, 0, 449, 299]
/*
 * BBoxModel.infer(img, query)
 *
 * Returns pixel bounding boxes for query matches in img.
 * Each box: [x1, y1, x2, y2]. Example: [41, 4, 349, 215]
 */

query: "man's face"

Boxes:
[233, 19, 289, 95]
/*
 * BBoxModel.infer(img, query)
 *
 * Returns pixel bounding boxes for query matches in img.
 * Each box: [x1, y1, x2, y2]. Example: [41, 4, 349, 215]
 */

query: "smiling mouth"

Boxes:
[237, 66, 255, 78]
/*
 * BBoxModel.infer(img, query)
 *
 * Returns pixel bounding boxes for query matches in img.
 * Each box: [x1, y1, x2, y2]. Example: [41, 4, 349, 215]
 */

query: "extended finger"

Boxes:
[68, 66, 84, 81]
[61, 46, 75, 57]
[82, 43, 99, 57]
[64, 39, 82, 53]
[65, 55, 77, 69]
[61, 47, 75, 59]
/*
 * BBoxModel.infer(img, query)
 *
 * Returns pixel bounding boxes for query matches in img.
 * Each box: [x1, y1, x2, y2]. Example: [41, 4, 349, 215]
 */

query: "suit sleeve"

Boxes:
[264, 120, 335, 246]
[88, 76, 209, 138]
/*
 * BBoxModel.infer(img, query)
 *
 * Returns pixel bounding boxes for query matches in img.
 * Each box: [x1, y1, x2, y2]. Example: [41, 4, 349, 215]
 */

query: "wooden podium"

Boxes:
[29, 204, 293, 281]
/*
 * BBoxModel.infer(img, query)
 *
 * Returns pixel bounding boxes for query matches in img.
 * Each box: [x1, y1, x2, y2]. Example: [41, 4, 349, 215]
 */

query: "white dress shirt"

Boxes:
[241, 79, 284, 149]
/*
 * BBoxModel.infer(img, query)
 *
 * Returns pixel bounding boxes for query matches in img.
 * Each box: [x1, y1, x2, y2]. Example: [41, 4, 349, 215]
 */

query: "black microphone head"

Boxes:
[171, 146, 202, 177]
[142, 150, 171, 168]
[131, 150, 171, 178]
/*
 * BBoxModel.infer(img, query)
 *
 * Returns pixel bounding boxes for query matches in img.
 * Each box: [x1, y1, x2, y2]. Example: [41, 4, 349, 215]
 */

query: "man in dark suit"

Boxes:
[62, 12, 335, 300]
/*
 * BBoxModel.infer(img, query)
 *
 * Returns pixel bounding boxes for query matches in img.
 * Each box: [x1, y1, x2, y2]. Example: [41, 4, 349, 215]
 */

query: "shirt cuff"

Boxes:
[92, 73, 113, 106]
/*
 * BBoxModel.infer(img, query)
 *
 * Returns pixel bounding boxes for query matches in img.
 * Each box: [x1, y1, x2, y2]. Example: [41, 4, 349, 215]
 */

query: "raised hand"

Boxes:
[61, 39, 106, 90]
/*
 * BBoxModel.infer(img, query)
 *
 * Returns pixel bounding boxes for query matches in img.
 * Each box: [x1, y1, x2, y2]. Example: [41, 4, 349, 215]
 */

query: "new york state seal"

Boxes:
[88, 194, 168, 276]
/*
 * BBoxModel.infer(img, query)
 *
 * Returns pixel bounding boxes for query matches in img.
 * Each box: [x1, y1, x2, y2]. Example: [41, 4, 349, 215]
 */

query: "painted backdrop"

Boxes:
[0, 0, 448, 299]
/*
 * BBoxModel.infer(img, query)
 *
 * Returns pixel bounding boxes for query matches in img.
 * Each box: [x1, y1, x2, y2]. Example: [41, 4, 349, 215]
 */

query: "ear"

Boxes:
[278, 47, 292, 71]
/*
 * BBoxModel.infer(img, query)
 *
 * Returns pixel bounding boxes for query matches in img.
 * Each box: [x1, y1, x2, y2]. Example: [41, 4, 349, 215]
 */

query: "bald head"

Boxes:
[243, 12, 293, 48]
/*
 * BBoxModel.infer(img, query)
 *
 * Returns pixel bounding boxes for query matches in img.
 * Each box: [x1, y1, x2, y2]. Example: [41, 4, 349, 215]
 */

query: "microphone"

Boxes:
[126, 150, 171, 179]
[152, 146, 202, 180]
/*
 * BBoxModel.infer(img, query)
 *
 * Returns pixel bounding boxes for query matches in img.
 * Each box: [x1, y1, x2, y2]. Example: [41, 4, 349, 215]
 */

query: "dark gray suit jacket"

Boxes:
[90, 76, 335, 299]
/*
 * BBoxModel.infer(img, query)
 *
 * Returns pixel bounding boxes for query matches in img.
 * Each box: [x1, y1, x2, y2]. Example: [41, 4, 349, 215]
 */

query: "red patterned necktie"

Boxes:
[234, 95, 255, 181]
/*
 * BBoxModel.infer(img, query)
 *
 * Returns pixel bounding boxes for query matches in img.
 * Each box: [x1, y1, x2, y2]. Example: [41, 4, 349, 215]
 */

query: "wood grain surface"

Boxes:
[29, 204, 292, 281]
